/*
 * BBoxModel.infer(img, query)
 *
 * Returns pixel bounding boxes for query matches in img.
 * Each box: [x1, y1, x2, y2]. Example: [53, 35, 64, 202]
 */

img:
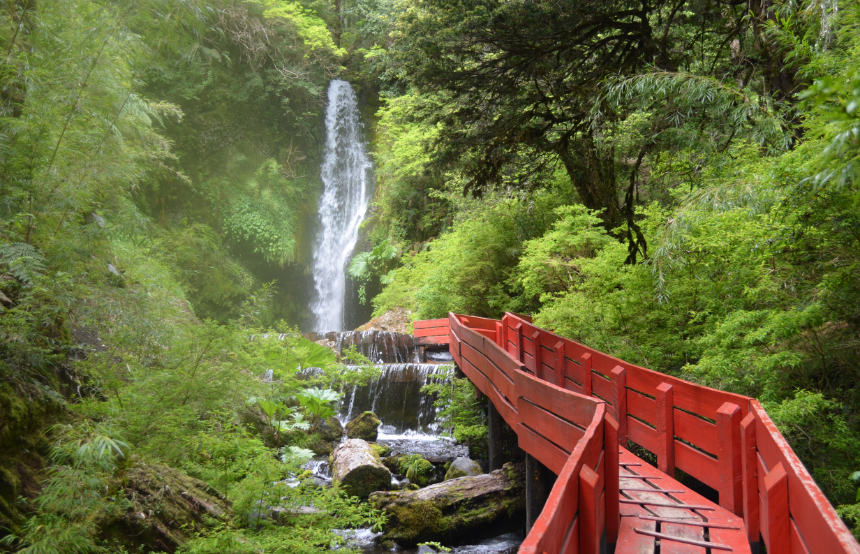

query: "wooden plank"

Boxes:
[554, 340, 566, 388]
[514, 370, 597, 428]
[413, 326, 449, 337]
[611, 366, 627, 441]
[674, 440, 719, 488]
[591, 372, 613, 403]
[518, 396, 583, 453]
[578, 465, 600, 554]
[752, 402, 860, 554]
[605, 416, 620, 544]
[627, 416, 658, 453]
[717, 402, 743, 514]
[741, 411, 760, 544]
[656, 383, 675, 474]
[763, 462, 790, 554]
[517, 422, 570, 474]
[674, 409, 719, 456]
[414, 318, 449, 328]
[626, 388, 656, 426]
[790, 517, 812, 554]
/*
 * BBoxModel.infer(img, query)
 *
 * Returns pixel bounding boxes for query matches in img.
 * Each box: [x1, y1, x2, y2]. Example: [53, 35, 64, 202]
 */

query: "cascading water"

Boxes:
[311, 80, 373, 333]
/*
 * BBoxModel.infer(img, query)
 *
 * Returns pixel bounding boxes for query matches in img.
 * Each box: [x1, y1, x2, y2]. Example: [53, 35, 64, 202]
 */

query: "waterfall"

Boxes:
[311, 80, 373, 333]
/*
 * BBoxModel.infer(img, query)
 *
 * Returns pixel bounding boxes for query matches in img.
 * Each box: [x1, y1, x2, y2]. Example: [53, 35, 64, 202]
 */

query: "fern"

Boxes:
[0, 242, 46, 287]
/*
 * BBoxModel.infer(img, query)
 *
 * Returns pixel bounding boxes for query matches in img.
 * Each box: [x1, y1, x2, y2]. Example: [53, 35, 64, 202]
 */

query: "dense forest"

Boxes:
[0, 0, 858, 552]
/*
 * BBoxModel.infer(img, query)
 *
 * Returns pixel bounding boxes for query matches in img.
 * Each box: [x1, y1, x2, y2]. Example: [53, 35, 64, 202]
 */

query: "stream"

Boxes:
[307, 79, 522, 552]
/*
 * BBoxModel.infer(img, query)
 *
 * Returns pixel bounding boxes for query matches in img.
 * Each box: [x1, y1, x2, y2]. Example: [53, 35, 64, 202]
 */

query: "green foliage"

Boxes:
[422, 377, 486, 459]
[296, 387, 341, 420]
[348, 238, 398, 304]
[374, 188, 567, 319]
[396, 454, 434, 487]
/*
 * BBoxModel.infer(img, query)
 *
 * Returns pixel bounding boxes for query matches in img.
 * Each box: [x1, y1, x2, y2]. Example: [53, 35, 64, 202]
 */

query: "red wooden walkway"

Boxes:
[414, 314, 860, 554]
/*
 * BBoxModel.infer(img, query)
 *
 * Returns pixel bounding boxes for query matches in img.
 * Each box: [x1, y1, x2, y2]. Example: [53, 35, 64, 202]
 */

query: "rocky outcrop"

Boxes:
[444, 456, 482, 480]
[332, 438, 391, 499]
[345, 411, 380, 441]
[369, 462, 524, 546]
[108, 460, 231, 552]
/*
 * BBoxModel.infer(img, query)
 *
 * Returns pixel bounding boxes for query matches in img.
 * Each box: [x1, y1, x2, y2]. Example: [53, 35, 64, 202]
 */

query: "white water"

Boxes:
[311, 80, 373, 332]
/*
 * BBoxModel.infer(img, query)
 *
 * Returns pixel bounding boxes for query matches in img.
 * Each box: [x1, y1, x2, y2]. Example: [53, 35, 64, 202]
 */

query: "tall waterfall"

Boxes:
[311, 80, 373, 332]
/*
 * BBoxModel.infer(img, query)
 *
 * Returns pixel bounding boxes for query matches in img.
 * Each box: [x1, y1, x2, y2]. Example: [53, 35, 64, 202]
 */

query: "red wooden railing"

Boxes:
[432, 312, 859, 554]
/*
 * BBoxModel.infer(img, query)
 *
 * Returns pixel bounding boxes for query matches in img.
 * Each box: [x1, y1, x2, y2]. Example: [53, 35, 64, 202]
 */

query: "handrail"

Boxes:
[448, 313, 619, 552]
[429, 313, 859, 554]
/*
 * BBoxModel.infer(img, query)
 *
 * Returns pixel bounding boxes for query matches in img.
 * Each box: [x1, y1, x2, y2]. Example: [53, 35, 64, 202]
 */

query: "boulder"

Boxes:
[332, 438, 392, 499]
[369, 462, 524, 546]
[444, 456, 482, 480]
[307, 415, 344, 455]
[345, 411, 380, 441]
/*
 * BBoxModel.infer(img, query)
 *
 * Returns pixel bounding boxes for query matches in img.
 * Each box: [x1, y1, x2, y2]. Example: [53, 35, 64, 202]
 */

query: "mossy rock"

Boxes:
[345, 411, 381, 441]
[369, 462, 524, 546]
[444, 457, 482, 480]
[103, 458, 232, 552]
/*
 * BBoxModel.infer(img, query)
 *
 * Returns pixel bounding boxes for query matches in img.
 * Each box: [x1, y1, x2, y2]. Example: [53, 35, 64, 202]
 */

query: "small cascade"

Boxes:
[339, 363, 453, 435]
[334, 330, 420, 363]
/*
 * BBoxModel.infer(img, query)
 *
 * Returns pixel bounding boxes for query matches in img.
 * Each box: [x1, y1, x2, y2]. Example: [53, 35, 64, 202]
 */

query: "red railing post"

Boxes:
[531, 329, 542, 377]
[581, 352, 593, 396]
[554, 340, 565, 388]
[763, 462, 790, 553]
[495, 320, 505, 349]
[610, 365, 627, 442]
[741, 412, 760, 545]
[604, 415, 620, 545]
[717, 401, 743, 514]
[655, 382, 675, 474]
[515, 322, 524, 363]
[578, 464, 600, 554]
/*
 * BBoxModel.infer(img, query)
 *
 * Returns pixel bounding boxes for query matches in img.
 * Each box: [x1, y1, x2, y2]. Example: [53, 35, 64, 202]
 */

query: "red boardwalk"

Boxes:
[416, 312, 860, 554]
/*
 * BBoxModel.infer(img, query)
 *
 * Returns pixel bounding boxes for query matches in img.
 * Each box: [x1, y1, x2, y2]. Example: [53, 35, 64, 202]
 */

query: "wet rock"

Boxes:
[335, 330, 419, 363]
[332, 438, 392, 499]
[369, 462, 524, 546]
[307, 416, 344, 455]
[445, 457, 482, 480]
[345, 411, 380, 441]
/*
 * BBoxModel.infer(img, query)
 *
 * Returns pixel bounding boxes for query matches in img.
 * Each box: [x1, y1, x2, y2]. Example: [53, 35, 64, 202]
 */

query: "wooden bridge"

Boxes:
[414, 313, 860, 554]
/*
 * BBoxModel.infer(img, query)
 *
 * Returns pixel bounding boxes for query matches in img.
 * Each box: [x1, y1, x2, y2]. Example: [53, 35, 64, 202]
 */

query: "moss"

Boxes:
[345, 411, 381, 441]
[371, 443, 391, 458]
[385, 500, 444, 543]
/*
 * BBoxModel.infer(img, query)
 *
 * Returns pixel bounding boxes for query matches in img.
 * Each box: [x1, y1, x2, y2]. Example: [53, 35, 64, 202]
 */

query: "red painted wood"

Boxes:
[673, 409, 719, 456]
[554, 340, 565, 389]
[413, 326, 448, 337]
[625, 389, 655, 427]
[717, 401, 743, 514]
[580, 352, 593, 396]
[655, 382, 675, 474]
[423, 315, 860, 554]
[763, 462, 790, 554]
[626, 416, 658, 453]
[674, 440, 720, 486]
[604, 415, 620, 545]
[741, 412, 760, 545]
[611, 366, 627, 442]
[578, 464, 600, 554]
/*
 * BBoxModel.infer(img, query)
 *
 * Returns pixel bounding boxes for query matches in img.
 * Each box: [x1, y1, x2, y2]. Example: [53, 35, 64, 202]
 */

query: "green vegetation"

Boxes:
[365, 0, 860, 536]
[1, 0, 859, 548]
